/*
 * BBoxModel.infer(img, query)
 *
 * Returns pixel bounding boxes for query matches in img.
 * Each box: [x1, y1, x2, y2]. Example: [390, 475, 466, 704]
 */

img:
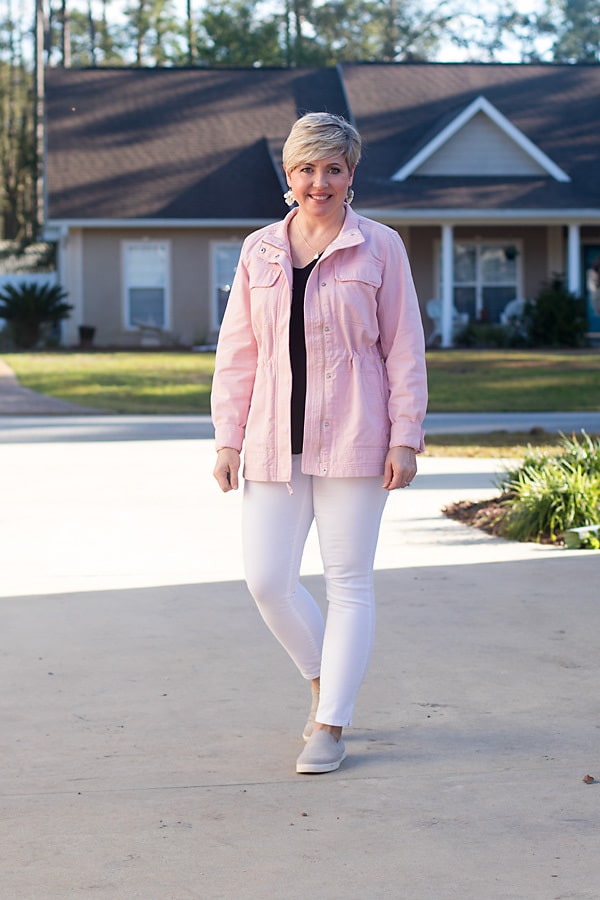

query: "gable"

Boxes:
[392, 95, 570, 183]
[413, 111, 548, 177]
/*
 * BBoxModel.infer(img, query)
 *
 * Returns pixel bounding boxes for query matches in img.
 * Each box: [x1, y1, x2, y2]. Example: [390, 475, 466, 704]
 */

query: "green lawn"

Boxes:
[425, 349, 600, 412]
[2, 351, 215, 415]
[4, 349, 600, 415]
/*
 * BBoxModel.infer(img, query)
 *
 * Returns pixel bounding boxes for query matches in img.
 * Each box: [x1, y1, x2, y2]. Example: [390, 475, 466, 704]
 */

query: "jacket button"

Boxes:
[324, 326, 330, 333]
[324, 421, 330, 428]
[321, 282, 326, 287]
[325, 373, 332, 380]
[260, 247, 265, 253]
[321, 467, 328, 473]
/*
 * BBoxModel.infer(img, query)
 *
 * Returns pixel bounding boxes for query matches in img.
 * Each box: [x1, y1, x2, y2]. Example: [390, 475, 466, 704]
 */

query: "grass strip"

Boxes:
[3, 349, 600, 417]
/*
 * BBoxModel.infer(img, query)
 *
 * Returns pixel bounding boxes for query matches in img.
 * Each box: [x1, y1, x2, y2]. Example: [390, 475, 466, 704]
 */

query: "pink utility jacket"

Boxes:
[211, 205, 427, 483]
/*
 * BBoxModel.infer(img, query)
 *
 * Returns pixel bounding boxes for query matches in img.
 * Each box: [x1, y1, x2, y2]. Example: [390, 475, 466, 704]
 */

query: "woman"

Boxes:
[211, 112, 427, 774]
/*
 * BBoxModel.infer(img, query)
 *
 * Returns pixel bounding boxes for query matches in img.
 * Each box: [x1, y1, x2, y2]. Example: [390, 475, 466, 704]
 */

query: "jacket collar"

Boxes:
[260, 205, 366, 257]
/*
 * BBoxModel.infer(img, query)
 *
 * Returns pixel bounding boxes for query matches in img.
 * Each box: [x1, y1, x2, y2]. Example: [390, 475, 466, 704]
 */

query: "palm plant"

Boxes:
[0, 281, 73, 349]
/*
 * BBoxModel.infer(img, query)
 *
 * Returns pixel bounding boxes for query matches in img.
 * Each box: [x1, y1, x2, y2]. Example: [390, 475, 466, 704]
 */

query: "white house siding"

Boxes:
[416, 113, 548, 178]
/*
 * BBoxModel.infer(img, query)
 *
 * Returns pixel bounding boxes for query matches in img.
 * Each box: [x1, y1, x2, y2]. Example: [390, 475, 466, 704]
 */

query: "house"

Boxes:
[44, 63, 600, 347]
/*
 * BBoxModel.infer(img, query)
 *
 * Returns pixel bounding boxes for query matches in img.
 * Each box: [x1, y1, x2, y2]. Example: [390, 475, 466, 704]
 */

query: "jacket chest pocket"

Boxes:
[248, 262, 286, 331]
[333, 261, 382, 327]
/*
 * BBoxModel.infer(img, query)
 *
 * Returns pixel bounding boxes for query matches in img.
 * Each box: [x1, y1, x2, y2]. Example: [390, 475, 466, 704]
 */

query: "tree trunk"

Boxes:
[61, 0, 72, 66]
[186, 0, 196, 64]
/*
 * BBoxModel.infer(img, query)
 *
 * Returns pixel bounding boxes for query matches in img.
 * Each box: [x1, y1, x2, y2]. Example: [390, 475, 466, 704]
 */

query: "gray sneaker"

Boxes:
[296, 729, 346, 774]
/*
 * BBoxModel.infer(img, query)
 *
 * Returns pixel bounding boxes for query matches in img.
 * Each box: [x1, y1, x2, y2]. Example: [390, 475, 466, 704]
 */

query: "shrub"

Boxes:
[0, 281, 73, 349]
[497, 432, 600, 542]
[455, 322, 512, 348]
[455, 316, 529, 349]
[522, 278, 587, 347]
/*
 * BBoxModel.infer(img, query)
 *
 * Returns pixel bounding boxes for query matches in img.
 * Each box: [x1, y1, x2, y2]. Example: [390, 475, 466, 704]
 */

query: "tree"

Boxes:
[0, 4, 35, 240]
[197, 0, 285, 66]
[124, 0, 182, 66]
[551, 0, 600, 62]
[194, 0, 461, 66]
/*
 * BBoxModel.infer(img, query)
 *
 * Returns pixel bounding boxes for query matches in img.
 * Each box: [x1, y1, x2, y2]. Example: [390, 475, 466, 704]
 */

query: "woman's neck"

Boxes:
[295, 208, 346, 242]
[289, 209, 346, 266]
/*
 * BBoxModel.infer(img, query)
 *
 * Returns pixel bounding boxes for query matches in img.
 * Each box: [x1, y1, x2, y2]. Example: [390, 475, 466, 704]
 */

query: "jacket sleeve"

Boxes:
[210, 244, 258, 452]
[376, 231, 428, 451]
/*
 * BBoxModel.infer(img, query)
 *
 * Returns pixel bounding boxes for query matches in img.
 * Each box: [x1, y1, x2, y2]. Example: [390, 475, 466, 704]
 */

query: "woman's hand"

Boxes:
[382, 446, 417, 491]
[213, 448, 241, 492]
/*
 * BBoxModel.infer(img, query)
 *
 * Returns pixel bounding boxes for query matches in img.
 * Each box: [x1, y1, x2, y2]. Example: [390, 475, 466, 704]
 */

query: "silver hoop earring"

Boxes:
[346, 187, 355, 204]
[284, 189, 296, 207]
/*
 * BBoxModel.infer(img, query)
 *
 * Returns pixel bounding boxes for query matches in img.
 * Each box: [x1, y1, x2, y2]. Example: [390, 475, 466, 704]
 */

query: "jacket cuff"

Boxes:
[390, 423, 425, 453]
[214, 424, 245, 453]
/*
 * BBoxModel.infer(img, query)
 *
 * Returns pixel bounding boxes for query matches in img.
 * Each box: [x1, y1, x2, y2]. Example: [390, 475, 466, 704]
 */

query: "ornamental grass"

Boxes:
[496, 432, 600, 543]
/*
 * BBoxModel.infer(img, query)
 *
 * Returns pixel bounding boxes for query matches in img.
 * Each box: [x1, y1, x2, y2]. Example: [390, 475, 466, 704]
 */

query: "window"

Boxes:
[442, 242, 521, 323]
[123, 242, 170, 329]
[211, 242, 242, 329]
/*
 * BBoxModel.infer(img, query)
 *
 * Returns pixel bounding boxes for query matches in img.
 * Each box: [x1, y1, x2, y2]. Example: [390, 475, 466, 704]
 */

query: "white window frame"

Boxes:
[435, 238, 523, 322]
[122, 240, 171, 331]
[210, 240, 243, 331]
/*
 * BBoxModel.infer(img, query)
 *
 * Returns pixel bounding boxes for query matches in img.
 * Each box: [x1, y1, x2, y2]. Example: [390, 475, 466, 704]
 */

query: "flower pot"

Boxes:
[78, 325, 96, 349]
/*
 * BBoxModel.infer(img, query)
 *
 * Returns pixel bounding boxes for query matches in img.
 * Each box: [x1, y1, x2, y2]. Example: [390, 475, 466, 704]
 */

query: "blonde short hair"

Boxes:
[282, 112, 362, 173]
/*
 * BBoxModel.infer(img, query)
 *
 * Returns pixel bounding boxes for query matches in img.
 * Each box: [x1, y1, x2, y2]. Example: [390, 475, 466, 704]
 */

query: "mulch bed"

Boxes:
[442, 497, 560, 545]
[442, 498, 509, 537]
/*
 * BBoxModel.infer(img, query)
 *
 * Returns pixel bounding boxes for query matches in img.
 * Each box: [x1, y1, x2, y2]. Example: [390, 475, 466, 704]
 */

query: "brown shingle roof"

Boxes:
[46, 67, 350, 220]
[342, 62, 600, 211]
[45, 63, 600, 221]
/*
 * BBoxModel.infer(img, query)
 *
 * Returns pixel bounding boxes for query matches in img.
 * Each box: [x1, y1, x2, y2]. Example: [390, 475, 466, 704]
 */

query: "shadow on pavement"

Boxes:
[2, 555, 599, 899]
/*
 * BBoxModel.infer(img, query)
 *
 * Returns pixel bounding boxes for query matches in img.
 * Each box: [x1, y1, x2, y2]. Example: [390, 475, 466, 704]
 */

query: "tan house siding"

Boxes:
[69, 227, 254, 346]
[81, 231, 122, 344]
[415, 113, 548, 178]
[406, 226, 439, 315]
[521, 229, 548, 300]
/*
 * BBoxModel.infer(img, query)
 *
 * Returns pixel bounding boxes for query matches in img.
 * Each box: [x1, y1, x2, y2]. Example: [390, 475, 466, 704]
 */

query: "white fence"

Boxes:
[0, 273, 57, 290]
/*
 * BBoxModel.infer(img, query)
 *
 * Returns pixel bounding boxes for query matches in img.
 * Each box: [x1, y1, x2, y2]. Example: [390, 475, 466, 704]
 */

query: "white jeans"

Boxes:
[242, 455, 388, 727]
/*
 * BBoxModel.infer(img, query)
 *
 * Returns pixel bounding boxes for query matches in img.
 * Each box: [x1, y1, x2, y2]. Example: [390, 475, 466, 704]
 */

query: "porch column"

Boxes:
[567, 223, 581, 296]
[441, 223, 454, 347]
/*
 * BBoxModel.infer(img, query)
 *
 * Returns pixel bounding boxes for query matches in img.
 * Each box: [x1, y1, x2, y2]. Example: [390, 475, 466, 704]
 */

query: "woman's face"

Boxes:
[286, 156, 354, 219]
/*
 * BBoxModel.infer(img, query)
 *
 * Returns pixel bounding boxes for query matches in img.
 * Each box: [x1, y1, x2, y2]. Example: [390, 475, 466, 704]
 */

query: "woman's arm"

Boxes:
[210, 246, 259, 455]
[376, 231, 428, 453]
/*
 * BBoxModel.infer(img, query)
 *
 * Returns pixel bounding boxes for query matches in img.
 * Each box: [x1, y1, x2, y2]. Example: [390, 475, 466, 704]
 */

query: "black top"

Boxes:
[289, 258, 318, 454]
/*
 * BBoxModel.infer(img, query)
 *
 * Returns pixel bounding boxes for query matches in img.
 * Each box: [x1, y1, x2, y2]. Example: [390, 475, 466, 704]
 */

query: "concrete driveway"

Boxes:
[1, 421, 599, 899]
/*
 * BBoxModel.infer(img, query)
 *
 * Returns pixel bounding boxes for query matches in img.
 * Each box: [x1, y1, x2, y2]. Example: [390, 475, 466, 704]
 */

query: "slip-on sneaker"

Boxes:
[296, 729, 346, 774]
[302, 688, 320, 742]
